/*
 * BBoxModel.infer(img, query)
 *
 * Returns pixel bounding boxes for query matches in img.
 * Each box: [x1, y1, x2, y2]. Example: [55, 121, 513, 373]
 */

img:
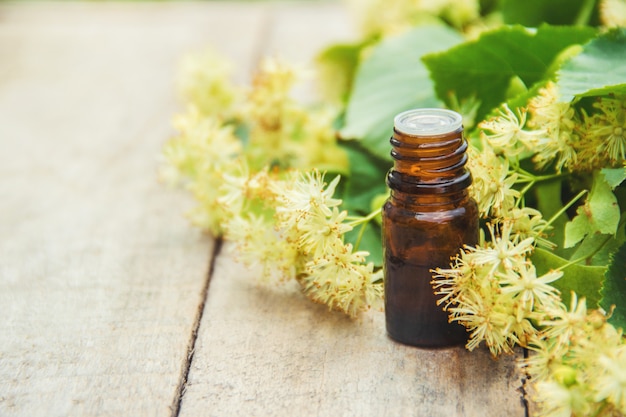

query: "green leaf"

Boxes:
[316, 41, 368, 104]
[533, 179, 574, 258]
[422, 24, 596, 122]
[340, 25, 463, 160]
[345, 222, 383, 267]
[600, 242, 626, 330]
[564, 172, 621, 248]
[339, 142, 389, 267]
[532, 248, 606, 308]
[501, 0, 594, 26]
[601, 167, 626, 190]
[340, 140, 390, 215]
[556, 28, 626, 101]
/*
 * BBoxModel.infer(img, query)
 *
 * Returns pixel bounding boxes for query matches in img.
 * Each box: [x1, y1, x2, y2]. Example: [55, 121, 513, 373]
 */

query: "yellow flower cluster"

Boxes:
[162, 49, 380, 316]
[345, 0, 481, 36]
[437, 82, 626, 416]
[523, 295, 626, 417]
[241, 58, 348, 172]
[480, 83, 626, 173]
[222, 168, 383, 316]
[432, 222, 562, 356]
[601, 0, 626, 27]
[273, 171, 383, 316]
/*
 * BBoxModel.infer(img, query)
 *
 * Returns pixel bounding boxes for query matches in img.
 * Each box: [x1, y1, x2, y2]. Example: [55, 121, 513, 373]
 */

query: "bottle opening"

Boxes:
[394, 108, 462, 136]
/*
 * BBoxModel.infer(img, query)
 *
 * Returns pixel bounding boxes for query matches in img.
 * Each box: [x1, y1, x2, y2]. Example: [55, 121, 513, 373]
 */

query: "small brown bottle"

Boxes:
[382, 108, 478, 348]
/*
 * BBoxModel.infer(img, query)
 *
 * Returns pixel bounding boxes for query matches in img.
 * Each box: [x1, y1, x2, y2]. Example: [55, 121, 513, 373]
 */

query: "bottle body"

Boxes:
[382, 109, 478, 348]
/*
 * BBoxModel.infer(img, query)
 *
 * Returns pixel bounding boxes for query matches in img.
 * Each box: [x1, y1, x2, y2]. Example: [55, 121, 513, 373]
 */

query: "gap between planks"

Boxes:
[171, 238, 224, 417]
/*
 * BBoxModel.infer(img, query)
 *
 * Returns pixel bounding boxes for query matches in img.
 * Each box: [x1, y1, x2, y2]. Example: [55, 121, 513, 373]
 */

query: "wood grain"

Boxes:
[177, 4, 528, 417]
[0, 2, 528, 416]
[179, 245, 526, 417]
[0, 3, 262, 416]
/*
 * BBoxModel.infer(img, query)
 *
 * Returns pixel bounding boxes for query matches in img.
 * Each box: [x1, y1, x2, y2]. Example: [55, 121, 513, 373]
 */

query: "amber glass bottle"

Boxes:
[382, 108, 478, 348]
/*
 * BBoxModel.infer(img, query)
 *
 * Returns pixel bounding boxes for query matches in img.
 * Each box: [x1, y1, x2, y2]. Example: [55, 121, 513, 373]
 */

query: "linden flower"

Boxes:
[521, 336, 569, 382]
[600, 0, 626, 27]
[186, 169, 234, 235]
[467, 145, 520, 217]
[498, 263, 562, 320]
[527, 82, 579, 172]
[162, 110, 243, 234]
[467, 223, 534, 274]
[225, 213, 299, 282]
[501, 206, 555, 250]
[587, 95, 626, 165]
[533, 381, 591, 417]
[347, 0, 480, 36]
[218, 163, 277, 219]
[539, 292, 589, 349]
[431, 223, 546, 356]
[479, 104, 544, 155]
[245, 57, 300, 131]
[274, 170, 342, 224]
[176, 48, 237, 118]
[291, 108, 349, 174]
[165, 108, 242, 181]
[296, 207, 353, 258]
[302, 241, 382, 317]
[216, 160, 251, 217]
[594, 346, 626, 411]
[446, 285, 517, 355]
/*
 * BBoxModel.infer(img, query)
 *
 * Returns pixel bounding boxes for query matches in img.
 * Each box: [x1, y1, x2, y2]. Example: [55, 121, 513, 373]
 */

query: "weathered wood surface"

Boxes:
[0, 2, 528, 417]
[180, 248, 526, 417]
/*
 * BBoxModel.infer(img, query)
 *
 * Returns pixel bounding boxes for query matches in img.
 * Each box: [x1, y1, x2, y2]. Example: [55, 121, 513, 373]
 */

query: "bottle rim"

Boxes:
[394, 108, 462, 136]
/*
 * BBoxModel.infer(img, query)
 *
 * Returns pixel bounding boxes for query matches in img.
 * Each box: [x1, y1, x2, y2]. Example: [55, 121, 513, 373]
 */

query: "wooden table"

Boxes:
[0, 2, 527, 416]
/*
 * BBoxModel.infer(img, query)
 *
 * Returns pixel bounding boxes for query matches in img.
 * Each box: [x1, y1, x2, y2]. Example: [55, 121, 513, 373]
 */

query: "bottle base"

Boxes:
[385, 319, 468, 349]
[386, 331, 467, 349]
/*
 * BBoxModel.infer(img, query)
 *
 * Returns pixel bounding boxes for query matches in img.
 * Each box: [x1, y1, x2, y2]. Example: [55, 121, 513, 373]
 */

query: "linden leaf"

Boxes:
[340, 25, 462, 160]
[600, 242, 626, 330]
[533, 180, 572, 258]
[339, 141, 389, 267]
[501, 0, 591, 26]
[601, 167, 626, 190]
[316, 41, 368, 104]
[556, 28, 626, 101]
[532, 248, 605, 308]
[340, 141, 390, 215]
[564, 172, 621, 248]
[344, 222, 383, 267]
[422, 24, 596, 123]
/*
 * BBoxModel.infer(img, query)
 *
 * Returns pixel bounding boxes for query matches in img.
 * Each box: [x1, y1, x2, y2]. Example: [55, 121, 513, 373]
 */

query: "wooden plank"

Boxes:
[180, 246, 526, 417]
[178, 3, 527, 417]
[0, 3, 264, 416]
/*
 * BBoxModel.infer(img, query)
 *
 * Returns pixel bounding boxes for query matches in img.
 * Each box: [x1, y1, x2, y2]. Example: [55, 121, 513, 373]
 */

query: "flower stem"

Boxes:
[516, 180, 536, 206]
[348, 208, 381, 227]
[515, 167, 569, 184]
[354, 222, 368, 252]
[574, 0, 596, 26]
[349, 208, 381, 251]
[537, 189, 588, 235]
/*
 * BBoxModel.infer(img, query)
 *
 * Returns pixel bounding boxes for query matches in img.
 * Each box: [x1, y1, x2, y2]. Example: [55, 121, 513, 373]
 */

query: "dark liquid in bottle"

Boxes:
[383, 199, 477, 347]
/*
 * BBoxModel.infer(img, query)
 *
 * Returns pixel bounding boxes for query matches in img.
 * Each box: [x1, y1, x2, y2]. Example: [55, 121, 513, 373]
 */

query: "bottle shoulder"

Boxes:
[383, 197, 478, 222]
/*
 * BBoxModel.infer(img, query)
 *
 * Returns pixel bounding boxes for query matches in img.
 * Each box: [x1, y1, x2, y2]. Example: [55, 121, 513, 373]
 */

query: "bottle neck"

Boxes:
[387, 126, 472, 204]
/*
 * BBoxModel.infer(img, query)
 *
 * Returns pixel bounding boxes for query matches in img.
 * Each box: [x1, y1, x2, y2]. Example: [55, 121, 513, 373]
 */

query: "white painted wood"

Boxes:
[0, 3, 264, 416]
